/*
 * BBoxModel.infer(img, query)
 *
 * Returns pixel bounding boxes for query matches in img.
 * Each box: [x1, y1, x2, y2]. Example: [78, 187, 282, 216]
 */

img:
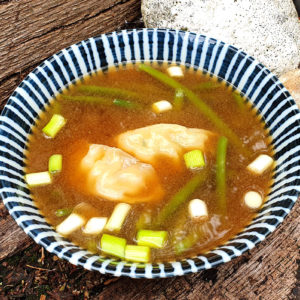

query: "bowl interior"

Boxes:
[1, 28, 300, 278]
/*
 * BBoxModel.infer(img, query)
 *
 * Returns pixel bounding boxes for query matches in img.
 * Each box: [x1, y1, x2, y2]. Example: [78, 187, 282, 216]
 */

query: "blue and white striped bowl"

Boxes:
[1, 29, 299, 278]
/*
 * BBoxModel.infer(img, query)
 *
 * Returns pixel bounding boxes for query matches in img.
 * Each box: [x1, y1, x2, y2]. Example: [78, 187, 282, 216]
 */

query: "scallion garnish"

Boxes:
[137, 230, 167, 249]
[125, 245, 150, 263]
[42, 114, 66, 138]
[25, 171, 52, 187]
[100, 234, 126, 259]
[183, 150, 205, 169]
[49, 154, 62, 173]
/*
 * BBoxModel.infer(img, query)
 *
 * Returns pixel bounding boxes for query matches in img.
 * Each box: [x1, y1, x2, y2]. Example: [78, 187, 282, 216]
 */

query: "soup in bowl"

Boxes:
[0, 29, 299, 278]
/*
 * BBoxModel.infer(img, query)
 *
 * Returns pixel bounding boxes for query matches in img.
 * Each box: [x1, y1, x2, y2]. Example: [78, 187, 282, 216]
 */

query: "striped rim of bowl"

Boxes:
[0, 28, 299, 278]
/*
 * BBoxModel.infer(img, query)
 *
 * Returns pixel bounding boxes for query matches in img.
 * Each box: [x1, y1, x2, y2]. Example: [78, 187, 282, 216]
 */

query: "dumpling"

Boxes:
[80, 144, 164, 203]
[117, 124, 218, 167]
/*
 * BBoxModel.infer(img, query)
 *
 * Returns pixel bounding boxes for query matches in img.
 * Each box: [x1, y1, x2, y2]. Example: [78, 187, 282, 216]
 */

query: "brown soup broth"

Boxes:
[25, 63, 273, 262]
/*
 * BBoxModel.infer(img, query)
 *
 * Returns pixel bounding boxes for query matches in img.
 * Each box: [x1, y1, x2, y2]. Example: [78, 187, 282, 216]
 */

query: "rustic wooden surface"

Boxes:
[0, 0, 299, 299]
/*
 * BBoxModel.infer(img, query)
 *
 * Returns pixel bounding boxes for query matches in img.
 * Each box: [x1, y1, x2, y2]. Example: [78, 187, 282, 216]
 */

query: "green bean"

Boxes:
[78, 85, 139, 100]
[152, 169, 208, 227]
[55, 208, 72, 217]
[113, 99, 142, 110]
[61, 94, 111, 105]
[174, 88, 184, 110]
[139, 64, 250, 158]
[216, 136, 228, 214]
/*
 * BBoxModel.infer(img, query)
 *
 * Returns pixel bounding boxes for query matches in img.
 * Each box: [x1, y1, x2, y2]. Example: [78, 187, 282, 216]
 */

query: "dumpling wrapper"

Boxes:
[117, 124, 218, 167]
[80, 144, 164, 203]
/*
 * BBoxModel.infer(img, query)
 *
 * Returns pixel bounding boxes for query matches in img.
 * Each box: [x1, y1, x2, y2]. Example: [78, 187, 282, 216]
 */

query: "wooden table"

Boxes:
[0, 1, 299, 298]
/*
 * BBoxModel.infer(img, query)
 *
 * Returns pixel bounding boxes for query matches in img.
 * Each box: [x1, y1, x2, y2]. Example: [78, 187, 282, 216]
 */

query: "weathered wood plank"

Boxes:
[0, 0, 141, 108]
[0, 203, 32, 261]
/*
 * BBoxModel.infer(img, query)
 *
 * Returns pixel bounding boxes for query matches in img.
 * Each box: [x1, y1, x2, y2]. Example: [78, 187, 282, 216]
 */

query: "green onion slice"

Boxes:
[125, 245, 150, 263]
[137, 230, 167, 249]
[25, 171, 52, 187]
[184, 150, 205, 169]
[100, 234, 126, 259]
[42, 114, 66, 138]
[49, 154, 62, 173]
[55, 208, 72, 217]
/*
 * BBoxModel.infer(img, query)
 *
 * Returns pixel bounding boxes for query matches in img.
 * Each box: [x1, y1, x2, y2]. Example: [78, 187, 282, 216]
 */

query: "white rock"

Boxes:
[142, 0, 300, 76]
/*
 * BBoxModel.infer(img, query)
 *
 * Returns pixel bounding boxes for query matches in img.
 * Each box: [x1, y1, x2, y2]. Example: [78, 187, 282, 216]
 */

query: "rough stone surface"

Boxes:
[142, 0, 300, 76]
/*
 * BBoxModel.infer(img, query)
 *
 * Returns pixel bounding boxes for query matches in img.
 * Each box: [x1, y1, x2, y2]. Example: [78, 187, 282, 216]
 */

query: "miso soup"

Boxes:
[25, 63, 274, 263]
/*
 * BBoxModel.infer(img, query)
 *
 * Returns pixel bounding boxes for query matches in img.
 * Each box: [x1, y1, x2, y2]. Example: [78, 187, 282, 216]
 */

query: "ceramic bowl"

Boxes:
[1, 29, 300, 278]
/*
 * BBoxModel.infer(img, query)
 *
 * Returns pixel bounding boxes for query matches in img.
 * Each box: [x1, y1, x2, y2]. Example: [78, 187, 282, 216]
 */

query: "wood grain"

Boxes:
[0, 203, 32, 261]
[0, 0, 141, 109]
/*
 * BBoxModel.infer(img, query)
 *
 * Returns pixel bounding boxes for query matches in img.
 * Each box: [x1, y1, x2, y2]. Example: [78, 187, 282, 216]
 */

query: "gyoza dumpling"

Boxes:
[80, 144, 164, 203]
[117, 124, 218, 167]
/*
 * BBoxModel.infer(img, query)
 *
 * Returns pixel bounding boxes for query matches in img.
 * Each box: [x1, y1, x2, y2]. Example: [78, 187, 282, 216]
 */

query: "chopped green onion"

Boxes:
[49, 154, 62, 173]
[174, 88, 184, 110]
[188, 199, 208, 220]
[137, 230, 167, 249]
[42, 114, 66, 138]
[167, 66, 184, 78]
[55, 208, 72, 217]
[25, 171, 52, 187]
[152, 100, 173, 113]
[105, 203, 131, 232]
[139, 64, 250, 158]
[152, 169, 208, 227]
[125, 245, 150, 263]
[216, 136, 228, 214]
[113, 99, 141, 109]
[83, 217, 107, 235]
[100, 234, 126, 259]
[78, 85, 139, 100]
[247, 154, 274, 175]
[183, 150, 205, 169]
[56, 213, 86, 236]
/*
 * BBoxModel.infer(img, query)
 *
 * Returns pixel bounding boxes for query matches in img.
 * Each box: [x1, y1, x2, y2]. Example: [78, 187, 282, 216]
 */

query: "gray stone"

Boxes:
[142, 0, 300, 76]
